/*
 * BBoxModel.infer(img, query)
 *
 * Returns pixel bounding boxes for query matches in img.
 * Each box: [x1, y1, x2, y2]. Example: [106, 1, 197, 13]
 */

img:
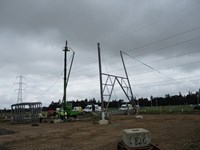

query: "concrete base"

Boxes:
[98, 119, 108, 125]
[135, 115, 143, 119]
[122, 128, 151, 148]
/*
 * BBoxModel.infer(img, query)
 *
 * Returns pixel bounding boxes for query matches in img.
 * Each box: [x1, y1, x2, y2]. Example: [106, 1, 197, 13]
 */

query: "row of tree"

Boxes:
[139, 92, 198, 107]
[45, 91, 199, 110]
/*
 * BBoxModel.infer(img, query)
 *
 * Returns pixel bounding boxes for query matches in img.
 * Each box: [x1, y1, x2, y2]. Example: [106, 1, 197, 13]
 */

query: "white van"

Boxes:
[83, 105, 101, 112]
[119, 104, 133, 110]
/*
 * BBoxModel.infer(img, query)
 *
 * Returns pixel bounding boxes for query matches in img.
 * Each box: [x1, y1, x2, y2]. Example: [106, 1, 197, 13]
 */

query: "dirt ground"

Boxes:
[0, 114, 200, 150]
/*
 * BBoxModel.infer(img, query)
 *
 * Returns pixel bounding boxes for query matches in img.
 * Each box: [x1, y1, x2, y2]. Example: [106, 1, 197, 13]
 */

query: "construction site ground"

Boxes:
[1, 114, 200, 150]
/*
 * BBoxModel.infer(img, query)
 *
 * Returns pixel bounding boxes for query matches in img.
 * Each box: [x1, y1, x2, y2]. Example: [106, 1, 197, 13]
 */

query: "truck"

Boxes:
[83, 104, 101, 113]
[193, 104, 200, 110]
[119, 104, 133, 110]
[72, 106, 83, 115]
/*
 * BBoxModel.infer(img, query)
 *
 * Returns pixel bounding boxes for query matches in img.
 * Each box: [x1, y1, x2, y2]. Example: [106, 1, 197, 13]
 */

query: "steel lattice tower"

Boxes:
[16, 74, 26, 103]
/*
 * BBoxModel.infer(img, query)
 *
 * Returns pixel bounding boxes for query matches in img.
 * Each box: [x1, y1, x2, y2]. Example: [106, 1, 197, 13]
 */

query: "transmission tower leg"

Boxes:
[97, 43, 108, 124]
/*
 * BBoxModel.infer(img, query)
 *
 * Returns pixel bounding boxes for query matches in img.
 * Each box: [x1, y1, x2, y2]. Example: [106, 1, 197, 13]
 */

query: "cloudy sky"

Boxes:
[1, 0, 200, 108]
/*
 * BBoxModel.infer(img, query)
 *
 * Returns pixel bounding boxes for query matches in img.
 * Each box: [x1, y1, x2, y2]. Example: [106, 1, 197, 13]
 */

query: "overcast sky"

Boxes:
[1, 0, 200, 108]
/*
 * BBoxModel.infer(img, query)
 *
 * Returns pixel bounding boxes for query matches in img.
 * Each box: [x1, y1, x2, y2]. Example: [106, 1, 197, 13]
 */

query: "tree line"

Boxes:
[45, 91, 199, 111]
[138, 92, 198, 107]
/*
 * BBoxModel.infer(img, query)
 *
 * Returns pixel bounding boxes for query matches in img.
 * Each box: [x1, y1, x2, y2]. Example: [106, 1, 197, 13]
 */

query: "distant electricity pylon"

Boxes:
[16, 74, 26, 103]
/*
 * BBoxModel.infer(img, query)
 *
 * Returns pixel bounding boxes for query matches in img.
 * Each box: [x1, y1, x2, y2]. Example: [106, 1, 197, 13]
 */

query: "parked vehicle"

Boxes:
[72, 106, 83, 115]
[119, 104, 133, 110]
[83, 104, 101, 112]
[193, 104, 200, 110]
[55, 104, 79, 119]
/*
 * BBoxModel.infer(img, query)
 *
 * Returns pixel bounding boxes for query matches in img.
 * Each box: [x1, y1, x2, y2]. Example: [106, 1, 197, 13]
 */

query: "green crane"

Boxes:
[62, 41, 78, 120]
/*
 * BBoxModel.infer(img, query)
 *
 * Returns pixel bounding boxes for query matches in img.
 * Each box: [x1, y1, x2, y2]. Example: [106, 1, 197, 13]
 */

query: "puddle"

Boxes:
[0, 128, 16, 135]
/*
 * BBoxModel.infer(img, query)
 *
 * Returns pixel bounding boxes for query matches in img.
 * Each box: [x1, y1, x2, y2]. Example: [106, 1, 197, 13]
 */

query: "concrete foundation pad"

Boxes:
[98, 119, 108, 125]
[122, 128, 151, 148]
[53, 119, 62, 123]
[135, 115, 143, 119]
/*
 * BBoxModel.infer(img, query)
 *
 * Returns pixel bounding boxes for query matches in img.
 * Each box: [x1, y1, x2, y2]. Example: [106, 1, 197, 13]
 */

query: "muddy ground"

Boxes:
[0, 114, 200, 150]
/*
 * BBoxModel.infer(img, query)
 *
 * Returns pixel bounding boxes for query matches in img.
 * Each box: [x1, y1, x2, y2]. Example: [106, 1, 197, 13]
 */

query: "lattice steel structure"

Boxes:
[11, 102, 42, 123]
[98, 43, 135, 113]
[16, 74, 26, 103]
[102, 73, 134, 111]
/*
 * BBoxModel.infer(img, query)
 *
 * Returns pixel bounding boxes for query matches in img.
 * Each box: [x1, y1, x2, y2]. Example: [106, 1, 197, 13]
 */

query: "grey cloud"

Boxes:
[1, 0, 200, 108]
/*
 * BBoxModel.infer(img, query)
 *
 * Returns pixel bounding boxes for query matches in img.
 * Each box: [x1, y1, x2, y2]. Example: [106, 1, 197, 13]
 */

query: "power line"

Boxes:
[33, 48, 76, 100]
[131, 59, 200, 77]
[70, 25, 200, 76]
[0, 79, 16, 97]
[136, 49, 200, 67]
[65, 49, 200, 97]
[34, 72, 63, 100]
[68, 53, 200, 88]
[106, 35, 200, 67]
[127, 27, 200, 54]
[133, 75, 200, 88]
[18, 25, 200, 101]
[102, 25, 200, 62]
[109, 49, 200, 76]
[121, 51, 195, 92]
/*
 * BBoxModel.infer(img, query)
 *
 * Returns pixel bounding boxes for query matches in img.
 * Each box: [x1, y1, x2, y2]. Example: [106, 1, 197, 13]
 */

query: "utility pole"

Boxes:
[16, 74, 26, 103]
[98, 43, 105, 120]
[63, 41, 70, 111]
[197, 88, 200, 104]
[156, 98, 158, 107]
[120, 51, 135, 105]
